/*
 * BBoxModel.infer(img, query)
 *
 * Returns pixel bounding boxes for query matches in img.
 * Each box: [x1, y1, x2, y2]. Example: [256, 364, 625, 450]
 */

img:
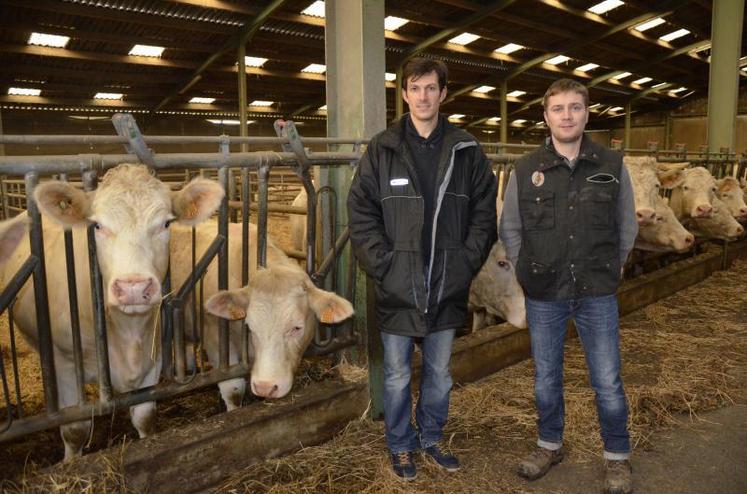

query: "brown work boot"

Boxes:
[517, 446, 564, 480]
[604, 459, 633, 494]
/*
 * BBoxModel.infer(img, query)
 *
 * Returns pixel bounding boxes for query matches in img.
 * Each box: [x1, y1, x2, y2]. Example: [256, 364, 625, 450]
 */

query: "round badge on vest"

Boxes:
[531, 171, 545, 187]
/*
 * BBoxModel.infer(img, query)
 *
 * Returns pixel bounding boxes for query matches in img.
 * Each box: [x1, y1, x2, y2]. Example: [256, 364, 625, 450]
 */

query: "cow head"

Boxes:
[205, 264, 354, 399]
[715, 177, 747, 220]
[689, 197, 745, 240]
[34, 164, 223, 315]
[637, 196, 694, 252]
[661, 165, 717, 219]
[624, 156, 661, 226]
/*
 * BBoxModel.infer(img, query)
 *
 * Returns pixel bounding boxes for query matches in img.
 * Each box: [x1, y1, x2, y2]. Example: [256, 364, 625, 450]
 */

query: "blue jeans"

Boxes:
[380, 329, 455, 454]
[526, 294, 630, 458]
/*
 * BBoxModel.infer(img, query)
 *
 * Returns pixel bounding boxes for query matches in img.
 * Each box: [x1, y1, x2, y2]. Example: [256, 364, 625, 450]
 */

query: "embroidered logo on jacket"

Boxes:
[531, 171, 545, 187]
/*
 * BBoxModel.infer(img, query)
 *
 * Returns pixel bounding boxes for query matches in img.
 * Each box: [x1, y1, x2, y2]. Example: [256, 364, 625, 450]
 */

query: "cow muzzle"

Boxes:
[251, 378, 291, 399]
[110, 275, 161, 308]
[636, 208, 656, 225]
[693, 204, 714, 218]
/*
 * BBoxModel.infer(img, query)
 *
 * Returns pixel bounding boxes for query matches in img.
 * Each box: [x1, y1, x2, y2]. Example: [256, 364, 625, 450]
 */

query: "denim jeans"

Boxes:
[526, 294, 630, 458]
[380, 329, 455, 454]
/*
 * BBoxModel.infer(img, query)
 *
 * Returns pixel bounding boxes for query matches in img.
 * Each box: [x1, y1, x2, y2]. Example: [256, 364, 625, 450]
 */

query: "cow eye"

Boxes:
[683, 186, 689, 191]
[93, 222, 101, 230]
[711, 187, 717, 193]
[497, 260, 508, 269]
[164, 219, 174, 229]
[290, 325, 303, 334]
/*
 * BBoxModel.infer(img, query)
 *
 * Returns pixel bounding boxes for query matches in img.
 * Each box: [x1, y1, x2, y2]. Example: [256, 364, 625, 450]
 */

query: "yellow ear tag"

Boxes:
[229, 308, 246, 320]
[320, 307, 335, 324]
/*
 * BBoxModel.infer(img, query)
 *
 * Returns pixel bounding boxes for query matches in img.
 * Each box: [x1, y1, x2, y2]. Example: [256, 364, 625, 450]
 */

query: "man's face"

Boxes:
[543, 91, 589, 144]
[402, 71, 446, 124]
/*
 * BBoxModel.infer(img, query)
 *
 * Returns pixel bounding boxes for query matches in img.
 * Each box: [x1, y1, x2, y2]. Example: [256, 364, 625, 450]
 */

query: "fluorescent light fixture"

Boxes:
[385, 72, 397, 81]
[488, 117, 501, 122]
[319, 105, 327, 110]
[483, 130, 496, 134]
[28, 32, 70, 48]
[244, 56, 268, 67]
[545, 55, 570, 65]
[507, 90, 526, 97]
[94, 92, 123, 100]
[8, 87, 41, 96]
[384, 16, 409, 31]
[634, 17, 665, 32]
[588, 0, 624, 15]
[302, 63, 326, 73]
[652, 82, 668, 88]
[448, 32, 480, 45]
[249, 100, 274, 106]
[670, 87, 687, 93]
[611, 72, 632, 80]
[207, 119, 255, 125]
[448, 114, 465, 120]
[495, 43, 523, 54]
[609, 106, 624, 112]
[589, 103, 602, 110]
[633, 77, 652, 84]
[301, 1, 325, 17]
[189, 97, 215, 104]
[129, 44, 164, 57]
[512, 119, 527, 125]
[474, 85, 496, 93]
[659, 29, 690, 42]
[576, 63, 599, 72]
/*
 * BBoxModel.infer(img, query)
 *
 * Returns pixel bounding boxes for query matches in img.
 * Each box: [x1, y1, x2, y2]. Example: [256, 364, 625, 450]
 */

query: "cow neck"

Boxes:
[669, 187, 686, 219]
[106, 307, 159, 350]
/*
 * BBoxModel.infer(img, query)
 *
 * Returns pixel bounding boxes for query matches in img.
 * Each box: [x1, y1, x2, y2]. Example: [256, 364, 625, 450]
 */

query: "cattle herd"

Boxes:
[0, 155, 745, 461]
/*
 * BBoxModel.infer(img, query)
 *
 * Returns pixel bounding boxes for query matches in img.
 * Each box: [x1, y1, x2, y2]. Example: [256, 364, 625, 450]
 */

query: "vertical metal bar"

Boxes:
[302, 173, 316, 275]
[161, 269, 173, 381]
[1, 343, 14, 432]
[173, 305, 186, 381]
[83, 171, 112, 402]
[228, 168, 238, 223]
[8, 307, 23, 417]
[257, 160, 271, 268]
[59, 173, 86, 403]
[218, 166, 230, 368]
[24, 171, 58, 412]
[365, 275, 384, 420]
[241, 167, 250, 366]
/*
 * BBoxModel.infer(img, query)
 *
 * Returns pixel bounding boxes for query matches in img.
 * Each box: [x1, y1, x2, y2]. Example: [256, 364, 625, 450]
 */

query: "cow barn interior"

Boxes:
[0, 1, 746, 493]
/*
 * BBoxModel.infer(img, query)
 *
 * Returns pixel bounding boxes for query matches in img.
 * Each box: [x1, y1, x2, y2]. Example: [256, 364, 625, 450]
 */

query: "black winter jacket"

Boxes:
[347, 115, 497, 336]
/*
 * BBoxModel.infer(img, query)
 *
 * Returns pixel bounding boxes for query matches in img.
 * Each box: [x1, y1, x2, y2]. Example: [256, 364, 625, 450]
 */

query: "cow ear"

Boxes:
[172, 178, 225, 226]
[33, 181, 92, 227]
[717, 177, 737, 193]
[304, 280, 354, 324]
[205, 287, 251, 320]
[0, 216, 28, 264]
[658, 170, 684, 189]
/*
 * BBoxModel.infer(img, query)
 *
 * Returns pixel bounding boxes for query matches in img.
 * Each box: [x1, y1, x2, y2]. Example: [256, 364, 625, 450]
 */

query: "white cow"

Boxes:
[688, 197, 745, 240]
[623, 156, 662, 226]
[663, 165, 718, 220]
[169, 221, 353, 406]
[0, 215, 28, 264]
[290, 187, 307, 254]
[636, 196, 694, 252]
[2, 164, 223, 460]
[715, 176, 747, 220]
[468, 196, 526, 330]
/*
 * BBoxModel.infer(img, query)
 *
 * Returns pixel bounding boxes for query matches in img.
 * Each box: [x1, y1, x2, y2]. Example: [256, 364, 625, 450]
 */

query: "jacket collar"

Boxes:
[379, 113, 474, 152]
[539, 134, 604, 171]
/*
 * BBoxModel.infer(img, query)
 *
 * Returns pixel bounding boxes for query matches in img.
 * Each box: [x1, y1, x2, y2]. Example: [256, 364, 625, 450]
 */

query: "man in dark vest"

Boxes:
[348, 57, 496, 480]
[500, 78, 638, 494]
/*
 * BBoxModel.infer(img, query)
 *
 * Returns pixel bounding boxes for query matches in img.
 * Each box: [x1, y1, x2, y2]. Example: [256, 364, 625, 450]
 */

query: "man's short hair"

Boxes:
[401, 57, 448, 91]
[542, 79, 589, 108]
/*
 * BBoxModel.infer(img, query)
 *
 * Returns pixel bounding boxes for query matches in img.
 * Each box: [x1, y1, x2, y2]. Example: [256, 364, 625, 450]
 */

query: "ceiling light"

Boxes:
[488, 117, 501, 122]
[301, 1, 325, 17]
[448, 114, 465, 120]
[28, 32, 70, 48]
[633, 77, 652, 84]
[609, 106, 624, 112]
[634, 17, 665, 32]
[129, 44, 164, 57]
[94, 92, 123, 100]
[319, 105, 327, 110]
[8, 87, 41, 96]
[207, 119, 255, 125]
[611, 72, 632, 80]
[576, 63, 599, 72]
[512, 119, 527, 125]
[545, 55, 570, 65]
[652, 82, 668, 88]
[244, 56, 268, 67]
[495, 43, 523, 54]
[384, 16, 409, 31]
[448, 33, 480, 45]
[659, 29, 690, 42]
[249, 100, 274, 106]
[588, 0, 624, 15]
[302, 63, 326, 73]
[474, 85, 495, 93]
[670, 87, 687, 93]
[385, 72, 396, 81]
[507, 90, 526, 97]
[189, 97, 215, 104]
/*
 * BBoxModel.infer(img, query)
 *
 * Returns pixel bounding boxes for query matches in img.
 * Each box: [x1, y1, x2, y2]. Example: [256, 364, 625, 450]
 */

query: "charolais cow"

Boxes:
[468, 196, 526, 330]
[688, 197, 745, 240]
[290, 187, 307, 253]
[635, 196, 694, 252]
[0, 215, 27, 264]
[1, 164, 223, 460]
[623, 156, 662, 226]
[169, 221, 353, 407]
[662, 164, 718, 220]
[715, 176, 747, 221]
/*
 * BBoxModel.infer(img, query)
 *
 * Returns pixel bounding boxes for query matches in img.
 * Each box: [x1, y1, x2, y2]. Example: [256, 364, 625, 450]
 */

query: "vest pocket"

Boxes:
[582, 185, 614, 229]
[520, 190, 555, 230]
[517, 258, 557, 295]
[583, 256, 620, 294]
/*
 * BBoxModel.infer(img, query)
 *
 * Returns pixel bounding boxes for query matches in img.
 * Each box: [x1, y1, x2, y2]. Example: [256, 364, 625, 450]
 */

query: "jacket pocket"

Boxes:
[520, 190, 555, 230]
[434, 247, 473, 306]
[378, 250, 420, 310]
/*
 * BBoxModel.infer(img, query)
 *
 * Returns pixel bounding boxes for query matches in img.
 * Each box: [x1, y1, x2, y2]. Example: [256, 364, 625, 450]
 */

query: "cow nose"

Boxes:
[695, 205, 713, 217]
[111, 277, 157, 305]
[740, 207, 747, 217]
[684, 234, 694, 245]
[636, 209, 656, 225]
[252, 380, 279, 398]
[737, 225, 744, 236]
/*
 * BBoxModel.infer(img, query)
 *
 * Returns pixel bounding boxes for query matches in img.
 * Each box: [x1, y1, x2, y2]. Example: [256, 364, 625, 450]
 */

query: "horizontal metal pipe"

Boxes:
[227, 201, 306, 215]
[0, 135, 370, 146]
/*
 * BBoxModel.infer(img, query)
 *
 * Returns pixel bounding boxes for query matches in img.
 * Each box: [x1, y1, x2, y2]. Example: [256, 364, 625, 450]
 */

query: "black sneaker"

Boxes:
[390, 451, 417, 480]
[423, 443, 460, 472]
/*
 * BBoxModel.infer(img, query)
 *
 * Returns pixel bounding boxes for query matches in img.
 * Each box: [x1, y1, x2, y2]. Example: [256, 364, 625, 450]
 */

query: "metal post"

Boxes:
[624, 101, 632, 150]
[500, 80, 508, 148]
[217, 166, 230, 369]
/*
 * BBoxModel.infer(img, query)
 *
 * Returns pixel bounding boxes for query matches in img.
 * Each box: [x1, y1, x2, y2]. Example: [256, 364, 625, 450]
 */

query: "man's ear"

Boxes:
[33, 181, 92, 227]
[172, 178, 225, 226]
[439, 86, 447, 103]
[205, 287, 251, 320]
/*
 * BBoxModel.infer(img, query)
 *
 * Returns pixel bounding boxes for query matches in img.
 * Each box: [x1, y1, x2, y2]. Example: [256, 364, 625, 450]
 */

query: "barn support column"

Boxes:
[324, 0, 387, 418]
[0, 109, 5, 156]
[500, 80, 508, 147]
[624, 101, 632, 150]
[237, 44, 248, 153]
[664, 111, 672, 150]
[707, 0, 745, 153]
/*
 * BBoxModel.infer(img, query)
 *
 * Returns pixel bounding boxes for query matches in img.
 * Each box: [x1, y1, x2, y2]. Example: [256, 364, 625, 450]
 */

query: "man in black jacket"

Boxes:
[347, 58, 497, 480]
[500, 79, 638, 494]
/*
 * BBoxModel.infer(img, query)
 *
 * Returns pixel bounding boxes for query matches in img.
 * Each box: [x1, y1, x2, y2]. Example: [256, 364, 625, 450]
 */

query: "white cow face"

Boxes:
[34, 164, 224, 315]
[666, 166, 717, 219]
[205, 264, 354, 399]
[637, 197, 694, 252]
[624, 156, 661, 226]
[690, 197, 745, 240]
[715, 177, 747, 220]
